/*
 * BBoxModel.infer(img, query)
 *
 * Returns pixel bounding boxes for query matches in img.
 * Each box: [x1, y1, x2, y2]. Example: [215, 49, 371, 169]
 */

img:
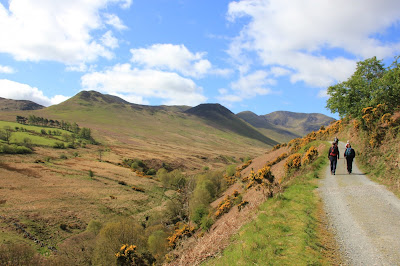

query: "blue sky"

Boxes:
[1, 0, 400, 119]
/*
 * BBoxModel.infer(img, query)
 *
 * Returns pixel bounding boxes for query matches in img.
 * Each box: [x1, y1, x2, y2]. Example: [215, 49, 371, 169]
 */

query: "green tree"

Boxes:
[326, 56, 386, 118]
[375, 56, 400, 110]
[0, 126, 13, 144]
[147, 230, 168, 261]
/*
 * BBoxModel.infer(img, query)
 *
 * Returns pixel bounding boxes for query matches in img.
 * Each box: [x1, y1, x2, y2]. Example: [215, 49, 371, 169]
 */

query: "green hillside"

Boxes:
[263, 111, 335, 136]
[237, 111, 300, 143]
[185, 104, 278, 146]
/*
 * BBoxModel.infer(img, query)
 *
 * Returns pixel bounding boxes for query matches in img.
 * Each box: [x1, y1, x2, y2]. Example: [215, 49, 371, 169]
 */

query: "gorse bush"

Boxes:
[215, 190, 241, 218]
[285, 153, 302, 173]
[302, 146, 318, 165]
[167, 223, 195, 248]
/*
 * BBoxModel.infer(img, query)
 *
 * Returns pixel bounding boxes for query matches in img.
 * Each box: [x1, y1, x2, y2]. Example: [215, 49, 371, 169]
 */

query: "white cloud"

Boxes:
[0, 65, 15, 74]
[218, 70, 274, 103]
[130, 44, 230, 78]
[0, 79, 70, 106]
[101, 31, 119, 49]
[270, 66, 291, 77]
[81, 63, 207, 106]
[108, 92, 149, 105]
[118, 0, 132, 9]
[227, 0, 400, 88]
[318, 89, 328, 98]
[104, 13, 128, 31]
[0, 0, 129, 66]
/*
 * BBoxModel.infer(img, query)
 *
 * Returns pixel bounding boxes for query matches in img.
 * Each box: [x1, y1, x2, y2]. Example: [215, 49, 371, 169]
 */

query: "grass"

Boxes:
[0, 120, 72, 147]
[205, 145, 330, 265]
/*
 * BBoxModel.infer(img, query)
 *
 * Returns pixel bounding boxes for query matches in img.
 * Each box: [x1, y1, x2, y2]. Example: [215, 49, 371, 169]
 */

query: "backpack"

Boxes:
[345, 148, 355, 158]
[329, 147, 338, 157]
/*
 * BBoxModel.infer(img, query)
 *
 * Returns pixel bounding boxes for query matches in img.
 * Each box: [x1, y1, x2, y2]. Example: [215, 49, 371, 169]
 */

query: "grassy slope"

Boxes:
[205, 142, 335, 265]
[335, 118, 400, 197]
[0, 121, 69, 146]
[263, 111, 335, 137]
[236, 111, 301, 143]
[186, 105, 279, 146]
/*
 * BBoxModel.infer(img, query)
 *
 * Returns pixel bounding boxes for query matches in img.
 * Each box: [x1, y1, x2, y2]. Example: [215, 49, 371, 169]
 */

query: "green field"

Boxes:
[0, 120, 73, 147]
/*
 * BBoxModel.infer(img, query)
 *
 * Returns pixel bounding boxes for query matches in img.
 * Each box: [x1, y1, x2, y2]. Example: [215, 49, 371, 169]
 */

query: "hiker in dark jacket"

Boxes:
[344, 144, 356, 174]
[328, 142, 339, 175]
[334, 136, 339, 145]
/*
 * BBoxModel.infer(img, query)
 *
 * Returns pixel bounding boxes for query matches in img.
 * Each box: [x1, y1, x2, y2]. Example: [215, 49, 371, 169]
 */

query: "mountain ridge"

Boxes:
[0, 97, 44, 111]
[238, 110, 335, 137]
[185, 104, 278, 146]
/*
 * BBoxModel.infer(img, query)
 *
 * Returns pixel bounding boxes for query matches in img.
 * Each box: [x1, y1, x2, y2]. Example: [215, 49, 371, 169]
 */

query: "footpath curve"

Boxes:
[319, 141, 400, 265]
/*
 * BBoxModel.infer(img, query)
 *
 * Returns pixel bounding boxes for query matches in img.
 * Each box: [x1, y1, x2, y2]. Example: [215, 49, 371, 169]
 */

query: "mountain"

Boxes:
[47, 90, 191, 113]
[18, 91, 274, 172]
[185, 104, 278, 146]
[238, 110, 335, 140]
[236, 111, 300, 143]
[263, 111, 335, 136]
[0, 97, 44, 111]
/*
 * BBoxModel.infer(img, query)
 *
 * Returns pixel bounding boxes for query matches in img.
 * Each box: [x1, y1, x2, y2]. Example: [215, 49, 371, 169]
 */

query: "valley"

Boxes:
[0, 90, 335, 264]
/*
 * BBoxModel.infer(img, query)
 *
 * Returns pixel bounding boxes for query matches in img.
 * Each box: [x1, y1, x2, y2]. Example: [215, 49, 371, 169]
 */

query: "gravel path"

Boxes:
[319, 142, 400, 265]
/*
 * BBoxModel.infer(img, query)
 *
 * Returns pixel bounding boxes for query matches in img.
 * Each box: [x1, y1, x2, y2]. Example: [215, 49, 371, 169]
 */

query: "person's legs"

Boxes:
[346, 158, 351, 173]
[349, 158, 353, 173]
[329, 157, 334, 174]
[332, 158, 337, 174]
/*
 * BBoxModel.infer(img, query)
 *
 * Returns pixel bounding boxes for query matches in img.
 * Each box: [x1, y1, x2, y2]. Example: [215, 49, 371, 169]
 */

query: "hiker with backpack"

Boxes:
[344, 144, 356, 174]
[328, 142, 339, 175]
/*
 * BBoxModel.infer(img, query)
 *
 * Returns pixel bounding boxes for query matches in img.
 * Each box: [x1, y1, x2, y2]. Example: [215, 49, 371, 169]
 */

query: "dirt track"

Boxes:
[319, 142, 400, 265]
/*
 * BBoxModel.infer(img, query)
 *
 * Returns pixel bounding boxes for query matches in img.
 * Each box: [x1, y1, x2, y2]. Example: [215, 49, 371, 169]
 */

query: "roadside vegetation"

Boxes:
[325, 55, 400, 196]
[207, 149, 328, 265]
[1, 56, 399, 265]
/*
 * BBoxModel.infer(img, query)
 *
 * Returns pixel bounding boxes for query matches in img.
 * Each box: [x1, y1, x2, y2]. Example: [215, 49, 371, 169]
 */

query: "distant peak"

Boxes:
[186, 103, 234, 116]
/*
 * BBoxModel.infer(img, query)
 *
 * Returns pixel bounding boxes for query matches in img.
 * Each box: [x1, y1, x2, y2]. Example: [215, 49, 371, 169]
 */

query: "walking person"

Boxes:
[334, 136, 339, 145]
[328, 142, 339, 175]
[344, 144, 356, 174]
[345, 140, 350, 148]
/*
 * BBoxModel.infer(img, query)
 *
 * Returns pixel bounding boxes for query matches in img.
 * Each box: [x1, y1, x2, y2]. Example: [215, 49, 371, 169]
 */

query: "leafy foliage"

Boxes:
[326, 56, 400, 118]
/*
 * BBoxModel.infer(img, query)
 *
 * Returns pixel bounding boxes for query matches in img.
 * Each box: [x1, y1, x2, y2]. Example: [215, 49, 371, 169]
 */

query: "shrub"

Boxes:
[93, 219, 149, 266]
[53, 142, 65, 149]
[285, 153, 302, 173]
[214, 190, 241, 218]
[200, 216, 214, 231]
[22, 137, 32, 147]
[89, 170, 94, 178]
[146, 168, 156, 175]
[67, 143, 75, 149]
[86, 220, 103, 235]
[167, 223, 195, 248]
[302, 146, 318, 165]
[0, 144, 32, 154]
[0, 243, 39, 265]
[225, 164, 236, 177]
[192, 205, 209, 227]
[60, 154, 68, 159]
[147, 230, 168, 261]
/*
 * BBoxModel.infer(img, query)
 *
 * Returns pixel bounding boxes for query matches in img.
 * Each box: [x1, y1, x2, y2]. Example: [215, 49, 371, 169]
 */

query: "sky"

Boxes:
[1, 0, 400, 119]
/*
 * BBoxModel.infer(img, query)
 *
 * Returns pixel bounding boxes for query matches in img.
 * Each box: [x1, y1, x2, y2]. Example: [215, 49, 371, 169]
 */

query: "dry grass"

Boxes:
[168, 147, 289, 265]
[0, 144, 165, 250]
